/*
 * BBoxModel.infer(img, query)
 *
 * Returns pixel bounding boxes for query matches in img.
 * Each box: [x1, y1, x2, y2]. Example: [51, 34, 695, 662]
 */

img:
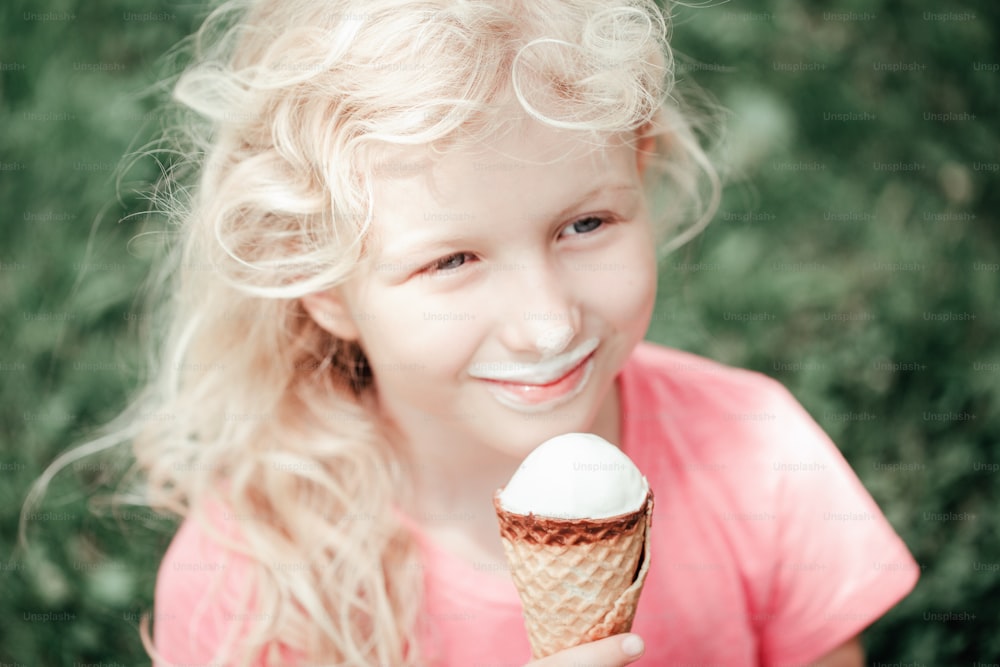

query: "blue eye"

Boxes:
[430, 252, 474, 272]
[563, 216, 606, 236]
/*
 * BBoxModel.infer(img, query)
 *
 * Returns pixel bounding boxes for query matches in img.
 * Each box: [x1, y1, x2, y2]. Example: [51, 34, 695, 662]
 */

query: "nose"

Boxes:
[535, 324, 574, 359]
[499, 262, 582, 357]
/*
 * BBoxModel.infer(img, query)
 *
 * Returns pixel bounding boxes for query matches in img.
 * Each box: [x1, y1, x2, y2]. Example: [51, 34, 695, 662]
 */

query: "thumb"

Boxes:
[528, 633, 645, 667]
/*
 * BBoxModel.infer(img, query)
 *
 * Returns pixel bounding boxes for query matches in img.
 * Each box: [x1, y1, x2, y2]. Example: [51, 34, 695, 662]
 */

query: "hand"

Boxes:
[525, 633, 646, 666]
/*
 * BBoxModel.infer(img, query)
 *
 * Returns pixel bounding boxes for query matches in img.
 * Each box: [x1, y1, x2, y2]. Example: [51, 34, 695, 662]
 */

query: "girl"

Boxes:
[100, 0, 918, 664]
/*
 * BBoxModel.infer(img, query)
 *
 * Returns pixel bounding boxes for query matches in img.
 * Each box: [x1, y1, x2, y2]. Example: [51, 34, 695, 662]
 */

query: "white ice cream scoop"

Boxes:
[498, 433, 649, 520]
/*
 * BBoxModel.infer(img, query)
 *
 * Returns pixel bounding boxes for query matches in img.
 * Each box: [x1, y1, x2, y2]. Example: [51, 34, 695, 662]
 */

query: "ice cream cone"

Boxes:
[493, 490, 653, 659]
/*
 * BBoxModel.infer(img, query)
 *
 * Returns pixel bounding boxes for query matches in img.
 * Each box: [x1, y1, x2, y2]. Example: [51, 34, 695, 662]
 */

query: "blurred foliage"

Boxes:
[1, 0, 997, 665]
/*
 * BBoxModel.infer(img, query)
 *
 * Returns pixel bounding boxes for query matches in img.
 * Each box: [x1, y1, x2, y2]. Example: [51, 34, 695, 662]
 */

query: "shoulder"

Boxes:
[621, 341, 805, 451]
[620, 341, 866, 494]
[623, 341, 791, 409]
[152, 501, 260, 666]
[622, 343, 919, 666]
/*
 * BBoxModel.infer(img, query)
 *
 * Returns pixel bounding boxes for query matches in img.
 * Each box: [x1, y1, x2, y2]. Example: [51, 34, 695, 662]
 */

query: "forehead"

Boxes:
[367, 119, 635, 209]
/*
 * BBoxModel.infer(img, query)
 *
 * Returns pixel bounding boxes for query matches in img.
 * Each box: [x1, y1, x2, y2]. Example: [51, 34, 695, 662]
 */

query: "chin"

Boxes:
[471, 356, 620, 455]
[487, 403, 603, 456]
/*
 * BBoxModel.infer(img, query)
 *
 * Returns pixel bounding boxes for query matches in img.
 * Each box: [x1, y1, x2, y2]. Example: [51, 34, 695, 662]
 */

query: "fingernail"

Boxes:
[622, 634, 645, 657]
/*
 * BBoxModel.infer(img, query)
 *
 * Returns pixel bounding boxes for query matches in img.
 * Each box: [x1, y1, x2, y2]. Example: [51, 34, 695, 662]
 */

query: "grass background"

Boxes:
[1, 0, 997, 664]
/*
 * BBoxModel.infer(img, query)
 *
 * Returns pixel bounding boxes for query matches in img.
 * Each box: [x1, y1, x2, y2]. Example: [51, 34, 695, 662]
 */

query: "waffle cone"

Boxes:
[493, 490, 653, 659]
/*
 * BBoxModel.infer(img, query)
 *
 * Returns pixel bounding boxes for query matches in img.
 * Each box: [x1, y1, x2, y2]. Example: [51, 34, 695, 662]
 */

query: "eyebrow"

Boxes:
[550, 182, 639, 222]
[378, 181, 640, 266]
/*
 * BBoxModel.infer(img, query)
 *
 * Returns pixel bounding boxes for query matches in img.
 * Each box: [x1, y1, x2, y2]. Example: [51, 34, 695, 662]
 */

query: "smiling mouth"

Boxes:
[468, 337, 600, 385]
[478, 349, 597, 413]
[486, 350, 592, 388]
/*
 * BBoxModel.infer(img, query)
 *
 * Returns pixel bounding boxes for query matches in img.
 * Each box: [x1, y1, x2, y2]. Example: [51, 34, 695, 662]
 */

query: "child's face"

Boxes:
[305, 120, 657, 457]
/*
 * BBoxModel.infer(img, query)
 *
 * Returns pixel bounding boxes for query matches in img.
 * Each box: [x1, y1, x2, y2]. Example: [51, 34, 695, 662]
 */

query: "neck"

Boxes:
[392, 378, 622, 528]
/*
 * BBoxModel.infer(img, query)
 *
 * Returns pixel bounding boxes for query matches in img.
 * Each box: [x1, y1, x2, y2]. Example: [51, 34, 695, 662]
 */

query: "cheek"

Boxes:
[617, 263, 657, 329]
[589, 235, 658, 328]
[355, 290, 484, 374]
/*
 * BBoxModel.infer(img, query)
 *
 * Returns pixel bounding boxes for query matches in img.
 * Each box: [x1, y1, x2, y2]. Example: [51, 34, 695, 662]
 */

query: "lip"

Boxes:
[468, 337, 600, 384]
[479, 351, 597, 414]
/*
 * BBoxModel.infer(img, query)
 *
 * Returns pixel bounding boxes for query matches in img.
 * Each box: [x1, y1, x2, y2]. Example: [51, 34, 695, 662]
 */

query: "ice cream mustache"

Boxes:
[494, 433, 654, 658]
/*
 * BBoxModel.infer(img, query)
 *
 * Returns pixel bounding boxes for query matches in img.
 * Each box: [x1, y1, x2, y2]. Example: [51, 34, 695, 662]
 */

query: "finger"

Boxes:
[529, 633, 646, 667]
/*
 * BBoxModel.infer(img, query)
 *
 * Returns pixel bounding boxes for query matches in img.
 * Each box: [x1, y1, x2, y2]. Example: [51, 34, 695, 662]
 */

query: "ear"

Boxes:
[300, 289, 361, 342]
[636, 129, 657, 178]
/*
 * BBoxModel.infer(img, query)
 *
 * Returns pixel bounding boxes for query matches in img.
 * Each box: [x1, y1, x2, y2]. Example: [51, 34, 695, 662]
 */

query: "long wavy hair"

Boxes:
[27, 0, 719, 664]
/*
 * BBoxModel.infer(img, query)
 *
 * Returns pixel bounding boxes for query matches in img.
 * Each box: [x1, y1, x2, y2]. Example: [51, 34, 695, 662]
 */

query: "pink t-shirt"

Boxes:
[153, 342, 919, 666]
